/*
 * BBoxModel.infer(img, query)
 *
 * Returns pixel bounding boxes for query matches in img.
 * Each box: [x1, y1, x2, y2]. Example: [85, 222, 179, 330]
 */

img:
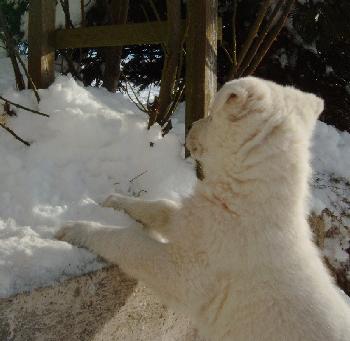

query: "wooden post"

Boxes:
[156, 0, 182, 126]
[28, 0, 56, 89]
[185, 0, 218, 136]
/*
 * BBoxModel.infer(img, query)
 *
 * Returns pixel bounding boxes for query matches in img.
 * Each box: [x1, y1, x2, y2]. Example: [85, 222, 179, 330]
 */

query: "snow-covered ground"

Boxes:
[0, 58, 195, 297]
[0, 57, 349, 298]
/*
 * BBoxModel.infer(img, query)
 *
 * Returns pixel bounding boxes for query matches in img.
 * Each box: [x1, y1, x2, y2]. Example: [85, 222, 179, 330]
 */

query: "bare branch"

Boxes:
[129, 170, 148, 183]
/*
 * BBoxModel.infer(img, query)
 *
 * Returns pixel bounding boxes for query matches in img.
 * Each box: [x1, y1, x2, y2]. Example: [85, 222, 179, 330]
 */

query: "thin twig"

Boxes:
[0, 96, 50, 117]
[129, 170, 148, 183]
[0, 122, 31, 146]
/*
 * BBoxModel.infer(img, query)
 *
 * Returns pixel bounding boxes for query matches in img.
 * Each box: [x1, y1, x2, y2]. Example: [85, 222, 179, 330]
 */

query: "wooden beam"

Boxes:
[53, 19, 222, 49]
[54, 21, 169, 49]
[185, 0, 218, 136]
[28, 0, 56, 89]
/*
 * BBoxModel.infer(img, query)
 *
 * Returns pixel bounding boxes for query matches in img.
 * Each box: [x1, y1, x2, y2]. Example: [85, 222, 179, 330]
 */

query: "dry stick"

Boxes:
[229, 0, 270, 79]
[0, 122, 31, 146]
[129, 170, 148, 183]
[232, 0, 238, 67]
[0, 96, 50, 117]
[237, 0, 285, 78]
[244, 0, 295, 76]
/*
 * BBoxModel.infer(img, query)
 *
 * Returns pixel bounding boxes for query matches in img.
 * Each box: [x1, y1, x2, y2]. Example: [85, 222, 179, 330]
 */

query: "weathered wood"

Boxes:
[53, 19, 222, 50]
[185, 0, 218, 137]
[54, 21, 169, 49]
[103, 0, 129, 92]
[156, 0, 182, 126]
[28, 0, 56, 89]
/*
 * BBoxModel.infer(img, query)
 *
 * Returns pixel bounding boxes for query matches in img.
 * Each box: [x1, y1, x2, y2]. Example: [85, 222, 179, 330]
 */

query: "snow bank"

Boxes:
[311, 122, 350, 215]
[0, 60, 195, 297]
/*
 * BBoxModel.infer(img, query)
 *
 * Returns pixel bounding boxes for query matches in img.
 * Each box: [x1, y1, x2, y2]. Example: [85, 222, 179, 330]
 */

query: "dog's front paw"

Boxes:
[55, 221, 93, 247]
[101, 193, 128, 210]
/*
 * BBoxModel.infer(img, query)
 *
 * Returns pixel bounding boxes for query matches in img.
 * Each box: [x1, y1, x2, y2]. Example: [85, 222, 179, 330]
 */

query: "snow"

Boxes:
[0, 58, 195, 297]
[0, 57, 349, 298]
[311, 122, 350, 214]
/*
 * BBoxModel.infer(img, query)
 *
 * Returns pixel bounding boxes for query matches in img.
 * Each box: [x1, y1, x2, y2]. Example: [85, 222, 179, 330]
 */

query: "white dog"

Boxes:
[56, 77, 350, 340]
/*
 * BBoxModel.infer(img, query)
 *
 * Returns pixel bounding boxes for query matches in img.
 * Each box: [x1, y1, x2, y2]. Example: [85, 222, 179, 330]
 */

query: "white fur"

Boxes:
[56, 77, 350, 340]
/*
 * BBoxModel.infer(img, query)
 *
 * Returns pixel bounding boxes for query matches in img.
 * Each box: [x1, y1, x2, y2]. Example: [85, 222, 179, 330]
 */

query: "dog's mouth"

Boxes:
[195, 160, 205, 181]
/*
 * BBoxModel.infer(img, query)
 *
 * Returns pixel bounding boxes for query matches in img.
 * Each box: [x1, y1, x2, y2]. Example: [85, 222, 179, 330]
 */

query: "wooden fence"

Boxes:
[28, 0, 219, 130]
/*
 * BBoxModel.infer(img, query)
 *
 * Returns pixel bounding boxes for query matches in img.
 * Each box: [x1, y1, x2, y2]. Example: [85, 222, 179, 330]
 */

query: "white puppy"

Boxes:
[56, 77, 350, 340]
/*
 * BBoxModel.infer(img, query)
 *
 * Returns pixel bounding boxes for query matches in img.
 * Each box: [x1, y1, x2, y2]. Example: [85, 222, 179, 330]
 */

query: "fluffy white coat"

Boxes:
[56, 77, 350, 340]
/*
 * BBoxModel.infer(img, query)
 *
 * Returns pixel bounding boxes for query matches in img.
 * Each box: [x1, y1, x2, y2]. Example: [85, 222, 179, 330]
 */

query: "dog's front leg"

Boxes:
[102, 194, 179, 237]
[55, 221, 178, 286]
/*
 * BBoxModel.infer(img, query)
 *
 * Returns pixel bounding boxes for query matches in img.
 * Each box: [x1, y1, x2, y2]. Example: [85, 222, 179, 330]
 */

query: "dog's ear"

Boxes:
[210, 82, 248, 116]
[309, 93, 324, 119]
[298, 93, 324, 130]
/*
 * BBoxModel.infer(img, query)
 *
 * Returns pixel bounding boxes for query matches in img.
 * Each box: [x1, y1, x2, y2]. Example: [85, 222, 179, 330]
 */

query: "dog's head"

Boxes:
[186, 77, 324, 181]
